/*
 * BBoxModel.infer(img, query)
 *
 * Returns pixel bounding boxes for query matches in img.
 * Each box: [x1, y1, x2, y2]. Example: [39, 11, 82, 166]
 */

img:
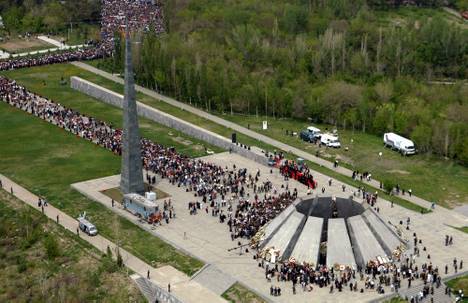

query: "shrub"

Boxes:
[44, 234, 61, 259]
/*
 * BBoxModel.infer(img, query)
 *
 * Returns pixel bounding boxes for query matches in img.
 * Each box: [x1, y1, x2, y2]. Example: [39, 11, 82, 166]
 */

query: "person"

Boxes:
[111, 199, 114, 207]
[56, 215, 59, 224]
[0, 178, 2, 188]
[77, 227, 79, 236]
[10, 186, 13, 194]
[168, 283, 171, 293]
[147, 270, 150, 279]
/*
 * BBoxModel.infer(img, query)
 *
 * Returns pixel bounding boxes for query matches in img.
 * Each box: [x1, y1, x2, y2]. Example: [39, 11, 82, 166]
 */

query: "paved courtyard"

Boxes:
[72, 152, 468, 303]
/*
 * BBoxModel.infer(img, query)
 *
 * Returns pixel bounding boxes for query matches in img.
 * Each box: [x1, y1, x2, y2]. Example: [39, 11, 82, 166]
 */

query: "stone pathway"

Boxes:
[0, 173, 226, 303]
[37, 35, 68, 48]
[70, 152, 468, 303]
[72, 61, 466, 217]
[192, 264, 237, 295]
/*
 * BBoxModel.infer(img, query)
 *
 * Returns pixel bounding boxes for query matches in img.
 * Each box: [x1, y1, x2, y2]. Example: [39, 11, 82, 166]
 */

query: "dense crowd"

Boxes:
[0, 44, 111, 71]
[0, 0, 164, 71]
[101, 0, 164, 43]
[229, 191, 296, 239]
[260, 232, 449, 299]
[280, 160, 317, 189]
[0, 75, 296, 240]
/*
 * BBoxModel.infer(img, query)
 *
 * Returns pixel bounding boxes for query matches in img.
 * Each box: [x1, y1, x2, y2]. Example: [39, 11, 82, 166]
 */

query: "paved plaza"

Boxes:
[72, 152, 468, 302]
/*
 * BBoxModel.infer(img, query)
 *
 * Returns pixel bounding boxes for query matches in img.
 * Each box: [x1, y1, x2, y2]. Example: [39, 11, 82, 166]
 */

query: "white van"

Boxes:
[320, 134, 341, 148]
[307, 126, 322, 139]
[383, 133, 416, 156]
[78, 217, 98, 236]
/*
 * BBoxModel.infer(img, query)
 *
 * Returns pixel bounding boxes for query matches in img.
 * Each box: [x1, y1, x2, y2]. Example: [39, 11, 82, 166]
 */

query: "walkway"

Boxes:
[0, 173, 225, 303]
[71, 62, 465, 216]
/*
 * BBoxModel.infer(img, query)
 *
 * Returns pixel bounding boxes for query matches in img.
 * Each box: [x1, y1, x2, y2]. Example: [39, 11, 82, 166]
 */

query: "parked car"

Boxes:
[320, 134, 341, 148]
[300, 130, 317, 143]
[78, 216, 98, 236]
[307, 126, 322, 139]
[383, 132, 416, 156]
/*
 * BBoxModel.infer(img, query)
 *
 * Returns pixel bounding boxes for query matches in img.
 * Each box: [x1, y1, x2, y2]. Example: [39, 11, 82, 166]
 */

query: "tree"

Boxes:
[374, 81, 393, 103]
[322, 81, 363, 126]
[44, 234, 61, 259]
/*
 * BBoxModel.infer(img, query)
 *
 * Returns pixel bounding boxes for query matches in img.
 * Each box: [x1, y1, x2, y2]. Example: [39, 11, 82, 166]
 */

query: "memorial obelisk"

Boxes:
[120, 27, 145, 195]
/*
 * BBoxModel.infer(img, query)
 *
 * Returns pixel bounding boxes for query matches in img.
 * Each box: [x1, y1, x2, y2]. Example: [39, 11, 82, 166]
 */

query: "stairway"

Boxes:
[131, 274, 157, 302]
[397, 282, 452, 303]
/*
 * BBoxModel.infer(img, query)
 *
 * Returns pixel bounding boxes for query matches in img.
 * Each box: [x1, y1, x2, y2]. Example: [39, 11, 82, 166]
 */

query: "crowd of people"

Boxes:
[0, 44, 111, 71]
[0, 75, 297, 241]
[0, 0, 164, 72]
[101, 0, 164, 43]
[279, 159, 317, 189]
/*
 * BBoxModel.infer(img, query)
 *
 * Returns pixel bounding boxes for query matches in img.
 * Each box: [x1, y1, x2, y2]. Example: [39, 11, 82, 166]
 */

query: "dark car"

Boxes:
[300, 130, 317, 143]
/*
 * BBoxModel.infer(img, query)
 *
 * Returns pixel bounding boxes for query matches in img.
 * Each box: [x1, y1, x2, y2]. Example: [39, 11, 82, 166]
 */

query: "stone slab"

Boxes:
[326, 218, 356, 269]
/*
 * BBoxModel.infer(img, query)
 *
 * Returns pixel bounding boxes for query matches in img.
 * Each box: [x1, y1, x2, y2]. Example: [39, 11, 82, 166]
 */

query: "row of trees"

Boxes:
[104, 0, 467, 164]
[0, 0, 100, 35]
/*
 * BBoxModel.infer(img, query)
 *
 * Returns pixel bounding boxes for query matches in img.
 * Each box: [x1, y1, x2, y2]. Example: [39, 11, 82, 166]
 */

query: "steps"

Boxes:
[398, 282, 452, 303]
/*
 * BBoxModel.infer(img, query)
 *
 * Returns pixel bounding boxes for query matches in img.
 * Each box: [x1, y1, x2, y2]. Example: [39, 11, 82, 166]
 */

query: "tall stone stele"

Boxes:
[120, 28, 145, 195]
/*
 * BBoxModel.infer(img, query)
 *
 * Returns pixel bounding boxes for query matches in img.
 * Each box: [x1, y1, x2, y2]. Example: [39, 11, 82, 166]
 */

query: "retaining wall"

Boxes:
[70, 76, 268, 165]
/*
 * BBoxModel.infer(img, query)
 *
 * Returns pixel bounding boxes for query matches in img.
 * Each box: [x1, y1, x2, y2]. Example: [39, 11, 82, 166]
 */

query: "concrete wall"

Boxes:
[70, 76, 269, 166]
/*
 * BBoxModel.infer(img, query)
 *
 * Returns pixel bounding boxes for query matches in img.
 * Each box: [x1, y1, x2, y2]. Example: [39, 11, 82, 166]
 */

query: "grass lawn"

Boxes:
[375, 7, 468, 30]
[446, 275, 468, 302]
[384, 297, 407, 303]
[220, 114, 468, 209]
[0, 190, 145, 302]
[10, 62, 429, 213]
[52, 23, 101, 46]
[0, 64, 222, 158]
[0, 99, 203, 275]
[222, 283, 266, 303]
[101, 186, 170, 203]
[0, 37, 53, 54]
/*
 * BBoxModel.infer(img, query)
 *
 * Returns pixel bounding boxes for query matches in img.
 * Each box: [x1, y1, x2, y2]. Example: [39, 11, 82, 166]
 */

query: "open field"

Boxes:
[0, 100, 204, 276]
[0, 37, 53, 53]
[446, 275, 468, 302]
[219, 115, 468, 208]
[4, 62, 431, 213]
[52, 23, 101, 45]
[0, 190, 144, 302]
[0, 64, 221, 158]
[375, 7, 468, 30]
[222, 283, 266, 303]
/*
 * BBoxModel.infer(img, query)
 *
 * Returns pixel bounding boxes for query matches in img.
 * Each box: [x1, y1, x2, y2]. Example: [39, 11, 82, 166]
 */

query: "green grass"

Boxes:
[0, 190, 145, 302]
[0, 64, 222, 158]
[219, 114, 467, 209]
[6, 62, 429, 213]
[89, 58, 468, 209]
[375, 7, 468, 30]
[446, 275, 468, 303]
[222, 283, 266, 303]
[384, 297, 407, 303]
[0, 100, 204, 276]
[448, 225, 468, 234]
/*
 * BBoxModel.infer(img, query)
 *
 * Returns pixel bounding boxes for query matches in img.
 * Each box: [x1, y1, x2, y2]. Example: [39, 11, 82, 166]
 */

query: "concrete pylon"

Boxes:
[120, 27, 145, 195]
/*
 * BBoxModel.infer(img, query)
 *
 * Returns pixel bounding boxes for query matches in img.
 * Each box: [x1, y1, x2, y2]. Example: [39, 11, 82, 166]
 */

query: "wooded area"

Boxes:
[0, 0, 100, 34]
[103, 0, 468, 164]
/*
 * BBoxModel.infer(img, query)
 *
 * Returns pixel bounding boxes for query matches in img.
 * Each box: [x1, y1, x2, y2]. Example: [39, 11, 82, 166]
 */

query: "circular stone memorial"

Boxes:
[256, 196, 406, 269]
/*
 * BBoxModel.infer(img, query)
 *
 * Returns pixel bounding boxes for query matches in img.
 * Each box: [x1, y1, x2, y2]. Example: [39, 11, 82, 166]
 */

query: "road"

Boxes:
[0, 173, 225, 303]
